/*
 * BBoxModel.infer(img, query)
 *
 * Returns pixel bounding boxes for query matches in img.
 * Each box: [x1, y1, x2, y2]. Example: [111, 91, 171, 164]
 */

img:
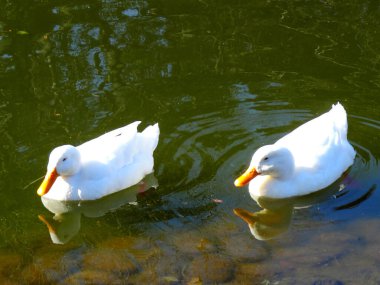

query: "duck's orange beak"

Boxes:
[234, 166, 259, 187]
[37, 168, 58, 196]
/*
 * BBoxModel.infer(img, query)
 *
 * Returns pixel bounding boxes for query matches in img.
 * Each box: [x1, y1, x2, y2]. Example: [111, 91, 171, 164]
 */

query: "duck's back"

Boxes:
[76, 122, 159, 200]
[77, 122, 140, 167]
[275, 103, 355, 170]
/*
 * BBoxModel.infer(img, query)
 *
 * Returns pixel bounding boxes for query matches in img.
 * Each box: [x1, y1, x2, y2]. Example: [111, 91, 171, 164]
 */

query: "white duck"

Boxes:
[234, 103, 355, 198]
[37, 121, 159, 201]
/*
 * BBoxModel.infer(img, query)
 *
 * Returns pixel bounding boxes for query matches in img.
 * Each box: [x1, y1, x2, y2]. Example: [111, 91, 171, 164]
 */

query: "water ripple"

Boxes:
[329, 115, 380, 216]
[157, 99, 314, 212]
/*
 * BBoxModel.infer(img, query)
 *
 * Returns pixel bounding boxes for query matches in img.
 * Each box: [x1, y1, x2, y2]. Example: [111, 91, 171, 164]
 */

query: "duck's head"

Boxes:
[234, 145, 295, 187]
[37, 145, 81, 196]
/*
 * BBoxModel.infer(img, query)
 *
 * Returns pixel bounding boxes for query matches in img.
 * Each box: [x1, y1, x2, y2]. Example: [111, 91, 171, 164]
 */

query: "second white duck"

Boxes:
[234, 103, 355, 198]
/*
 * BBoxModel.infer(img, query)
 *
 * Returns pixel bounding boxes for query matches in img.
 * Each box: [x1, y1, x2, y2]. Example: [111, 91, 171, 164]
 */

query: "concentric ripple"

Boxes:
[156, 98, 380, 224]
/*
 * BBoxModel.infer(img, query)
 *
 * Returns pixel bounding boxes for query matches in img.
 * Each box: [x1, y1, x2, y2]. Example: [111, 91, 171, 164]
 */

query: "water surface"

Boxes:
[1, 0, 380, 283]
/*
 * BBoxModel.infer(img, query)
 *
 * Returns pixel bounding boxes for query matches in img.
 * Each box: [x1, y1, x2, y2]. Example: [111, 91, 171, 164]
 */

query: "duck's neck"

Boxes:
[270, 148, 295, 180]
[275, 166, 295, 180]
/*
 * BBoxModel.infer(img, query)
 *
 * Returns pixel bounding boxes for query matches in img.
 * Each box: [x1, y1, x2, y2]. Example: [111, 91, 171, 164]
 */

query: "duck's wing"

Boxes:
[276, 103, 351, 168]
[77, 121, 142, 167]
[77, 123, 159, 195]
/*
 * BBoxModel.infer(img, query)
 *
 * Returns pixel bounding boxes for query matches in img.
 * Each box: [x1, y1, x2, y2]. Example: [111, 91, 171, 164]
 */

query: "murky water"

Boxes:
[1, 0, 380, 283]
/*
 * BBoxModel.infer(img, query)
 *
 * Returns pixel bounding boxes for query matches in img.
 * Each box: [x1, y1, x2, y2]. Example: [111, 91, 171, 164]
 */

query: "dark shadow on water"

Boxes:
[334, 184, 376, 211]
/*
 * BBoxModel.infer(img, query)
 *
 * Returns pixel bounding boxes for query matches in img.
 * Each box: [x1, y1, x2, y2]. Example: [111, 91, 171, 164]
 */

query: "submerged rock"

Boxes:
[171, 231, 218, 255]
[222, 233, 269, 262]
[234, 262, 266, 284]
[82, 248, 140, 277]
[21, 264, 51, 285]
[99, 235, 158, 264]
[0, 252, 22, 277]
[24, 247, 82, 283]
[312, 280, 345, 285]
[185, 254, 235, 283]
[0, 253, 23, 285]
[64, 270, 123, 285]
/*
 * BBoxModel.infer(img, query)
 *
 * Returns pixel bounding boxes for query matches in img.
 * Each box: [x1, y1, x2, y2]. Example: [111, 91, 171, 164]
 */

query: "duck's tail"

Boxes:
[140, 123, 160, 153]
[331, 102, 348, 140]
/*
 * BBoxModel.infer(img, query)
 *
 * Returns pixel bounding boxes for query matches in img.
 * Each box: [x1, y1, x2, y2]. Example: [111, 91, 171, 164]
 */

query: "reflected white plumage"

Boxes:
[37, 121, 159, 201]
[235, 103, 356, 198]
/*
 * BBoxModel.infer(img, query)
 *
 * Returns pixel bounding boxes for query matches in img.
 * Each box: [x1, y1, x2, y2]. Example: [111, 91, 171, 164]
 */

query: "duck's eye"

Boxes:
[263, 157, 269, 161]
[62, 158, 67, 162]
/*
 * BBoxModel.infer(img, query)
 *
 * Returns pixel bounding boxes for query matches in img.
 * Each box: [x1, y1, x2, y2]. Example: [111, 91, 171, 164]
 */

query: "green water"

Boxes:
[1, 0, 380, 283]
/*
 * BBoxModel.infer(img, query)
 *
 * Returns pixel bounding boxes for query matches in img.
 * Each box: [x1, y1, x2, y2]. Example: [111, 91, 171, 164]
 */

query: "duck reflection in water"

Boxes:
[233, 198, 293, 241]
[38, 174, 158, 244]
[233, 185, 348, 240]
